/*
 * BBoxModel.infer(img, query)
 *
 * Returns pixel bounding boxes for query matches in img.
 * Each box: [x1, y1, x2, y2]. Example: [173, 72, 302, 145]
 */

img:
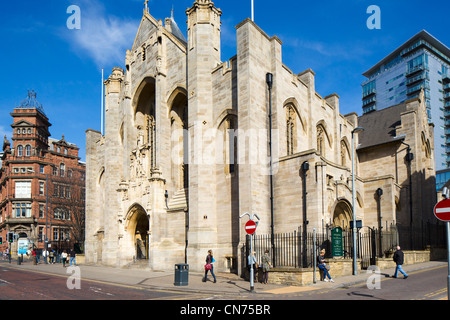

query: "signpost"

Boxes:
[240, 212, 260, 292]
[331, 227, 343, 257]
[434, 198, 450, 300]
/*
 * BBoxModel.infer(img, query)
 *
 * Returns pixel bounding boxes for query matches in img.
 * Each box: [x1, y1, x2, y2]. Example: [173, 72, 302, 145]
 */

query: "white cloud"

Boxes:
[0, 125, 12, 141]
[63, 1, 139, 67]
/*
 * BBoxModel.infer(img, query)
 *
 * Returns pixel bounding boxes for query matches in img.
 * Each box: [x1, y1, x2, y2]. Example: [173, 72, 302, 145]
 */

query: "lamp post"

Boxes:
[376, 188, 383, 258]
[351, 127, 364, 275]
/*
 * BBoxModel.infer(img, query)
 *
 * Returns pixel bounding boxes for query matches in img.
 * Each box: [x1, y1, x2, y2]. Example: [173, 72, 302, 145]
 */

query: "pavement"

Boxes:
[0, 257, 447, 298]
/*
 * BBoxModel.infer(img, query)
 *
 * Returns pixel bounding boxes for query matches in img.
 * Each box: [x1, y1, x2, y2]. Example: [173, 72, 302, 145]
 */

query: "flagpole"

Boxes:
[251, 0, 254, 21]
[101, 68, 104, 135]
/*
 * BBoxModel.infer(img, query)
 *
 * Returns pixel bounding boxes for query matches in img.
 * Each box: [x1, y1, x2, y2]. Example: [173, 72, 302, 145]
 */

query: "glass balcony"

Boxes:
[406, 73, 429, 86]
[406, 65, 427, 76]
[362, 88, 376, 98]
[406, 82, 429, 95]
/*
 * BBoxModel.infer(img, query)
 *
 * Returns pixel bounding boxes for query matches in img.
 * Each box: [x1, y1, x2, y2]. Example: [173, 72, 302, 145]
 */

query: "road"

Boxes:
[249, 264, 449, 300]
[0, 265, 207, 300]
[0, 263, 448, 301]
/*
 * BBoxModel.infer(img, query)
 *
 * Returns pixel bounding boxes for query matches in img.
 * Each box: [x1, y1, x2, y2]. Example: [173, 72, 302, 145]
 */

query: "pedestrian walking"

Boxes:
[49, 249, 55, 264]
[61, 250, 68, 268]
[392, 246, 408, 279]
[42, 249, 48, 264]
[69, 248, 76, 266]
[261, 249, 271, 284]
[202, 249, 216, 283]
[317, 249, 334, 282]
[32, 249, 37, 265]
[247, 251, 258, 282]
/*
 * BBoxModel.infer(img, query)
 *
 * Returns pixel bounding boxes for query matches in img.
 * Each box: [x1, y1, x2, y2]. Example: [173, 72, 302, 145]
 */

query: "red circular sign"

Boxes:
[245, 220, 257, 235]
[434, 199, 450, 222]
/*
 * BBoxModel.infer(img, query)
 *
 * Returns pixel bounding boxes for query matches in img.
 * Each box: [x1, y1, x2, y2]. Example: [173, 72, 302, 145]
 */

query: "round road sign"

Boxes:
[434, 198, 450, 222]
[245, 220, 257, 235]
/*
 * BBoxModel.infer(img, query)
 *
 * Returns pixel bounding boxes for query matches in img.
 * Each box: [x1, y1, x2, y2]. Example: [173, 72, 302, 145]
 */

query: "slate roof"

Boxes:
[357, 102, 407, 150]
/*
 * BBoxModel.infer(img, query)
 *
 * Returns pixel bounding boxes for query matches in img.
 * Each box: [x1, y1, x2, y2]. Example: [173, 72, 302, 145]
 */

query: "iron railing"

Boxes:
[243, 222, 446, 270]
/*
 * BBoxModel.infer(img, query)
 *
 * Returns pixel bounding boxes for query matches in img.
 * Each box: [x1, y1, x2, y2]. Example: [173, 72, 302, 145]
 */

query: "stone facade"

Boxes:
[85, 0, 436, 273]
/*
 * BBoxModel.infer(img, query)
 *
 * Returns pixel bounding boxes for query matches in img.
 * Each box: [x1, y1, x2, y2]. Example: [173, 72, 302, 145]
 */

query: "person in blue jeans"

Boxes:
[317, 249, 334, 282]
[202, 249, 216, 283]
[392, 246, 408, 279]
[69, 249, 76, 266]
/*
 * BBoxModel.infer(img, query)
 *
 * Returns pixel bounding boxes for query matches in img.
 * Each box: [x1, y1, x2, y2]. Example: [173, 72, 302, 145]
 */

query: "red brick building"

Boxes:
[0, 90, 85, 257]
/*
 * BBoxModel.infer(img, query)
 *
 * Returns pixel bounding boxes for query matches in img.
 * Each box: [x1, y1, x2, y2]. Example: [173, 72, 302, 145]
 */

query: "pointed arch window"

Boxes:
[341, 141, 348, 167]
[286, 105, 296, 155]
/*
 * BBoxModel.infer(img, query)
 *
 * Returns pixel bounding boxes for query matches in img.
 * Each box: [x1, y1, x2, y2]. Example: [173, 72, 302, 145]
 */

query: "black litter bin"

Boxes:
[174, 264, 189, 286]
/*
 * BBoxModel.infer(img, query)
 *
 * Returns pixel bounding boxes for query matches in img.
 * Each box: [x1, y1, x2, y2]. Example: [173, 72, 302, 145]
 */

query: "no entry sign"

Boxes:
[245, 220, 257, 235]
[434, 199, 450, 222]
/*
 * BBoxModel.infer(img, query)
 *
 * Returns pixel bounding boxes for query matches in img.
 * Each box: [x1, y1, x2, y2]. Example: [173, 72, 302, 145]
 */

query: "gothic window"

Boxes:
[286, 106, 296, 155]
[223, 116, 237, 174]
[142, 45, 146, 61]
[341, 141, 348, 167]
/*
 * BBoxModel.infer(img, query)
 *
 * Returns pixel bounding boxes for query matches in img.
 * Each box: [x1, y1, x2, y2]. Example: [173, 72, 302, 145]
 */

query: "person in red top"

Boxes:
[32, 249, 37, 265]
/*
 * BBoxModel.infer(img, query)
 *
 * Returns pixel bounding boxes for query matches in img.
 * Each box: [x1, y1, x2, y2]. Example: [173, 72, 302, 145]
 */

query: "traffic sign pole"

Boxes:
[240, 212, 260, 293]
[250, 233, 254, 292]
[433, 199, 450, 300]
[447, 222, 450, 301]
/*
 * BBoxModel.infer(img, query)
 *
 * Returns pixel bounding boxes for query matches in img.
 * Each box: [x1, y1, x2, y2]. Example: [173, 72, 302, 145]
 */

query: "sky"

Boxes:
[0, 0, 449, 162]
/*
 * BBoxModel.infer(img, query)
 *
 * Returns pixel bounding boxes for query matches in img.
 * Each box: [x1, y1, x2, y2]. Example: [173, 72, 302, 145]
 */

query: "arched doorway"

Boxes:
[126, 204, 150, 260]
[332, 199, 353, 230]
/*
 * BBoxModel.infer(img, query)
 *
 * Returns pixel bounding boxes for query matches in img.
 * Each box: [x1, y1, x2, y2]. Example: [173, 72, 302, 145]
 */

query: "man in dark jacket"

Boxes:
[392, 246, 408, 279]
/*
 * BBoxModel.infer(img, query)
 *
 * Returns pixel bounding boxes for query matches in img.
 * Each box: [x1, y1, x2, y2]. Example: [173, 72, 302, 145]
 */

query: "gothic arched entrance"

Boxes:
[332, 199, 353, 231]
[126, 204, 150, 260]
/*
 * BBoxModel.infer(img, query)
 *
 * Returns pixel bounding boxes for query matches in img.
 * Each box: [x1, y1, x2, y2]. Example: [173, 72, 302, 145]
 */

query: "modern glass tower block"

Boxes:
[361, 30, 450, 170]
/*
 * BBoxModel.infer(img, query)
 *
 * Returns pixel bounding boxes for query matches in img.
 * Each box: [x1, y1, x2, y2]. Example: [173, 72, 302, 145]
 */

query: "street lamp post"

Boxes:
[351, 127, 364, 275]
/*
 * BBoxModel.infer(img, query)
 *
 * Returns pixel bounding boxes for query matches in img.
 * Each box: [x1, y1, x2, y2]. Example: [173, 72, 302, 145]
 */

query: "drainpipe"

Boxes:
[401, 141, 414, 249]
[266, 72, 275, 267]
[301, 161, 310, 267]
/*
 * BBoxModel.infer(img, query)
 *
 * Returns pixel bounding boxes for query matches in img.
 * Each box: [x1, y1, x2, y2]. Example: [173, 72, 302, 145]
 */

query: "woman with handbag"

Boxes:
[202, 249, 216, 283]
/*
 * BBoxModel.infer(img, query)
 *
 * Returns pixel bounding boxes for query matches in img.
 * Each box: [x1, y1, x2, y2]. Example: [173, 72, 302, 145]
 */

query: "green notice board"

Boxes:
[331, 227, 343, 257]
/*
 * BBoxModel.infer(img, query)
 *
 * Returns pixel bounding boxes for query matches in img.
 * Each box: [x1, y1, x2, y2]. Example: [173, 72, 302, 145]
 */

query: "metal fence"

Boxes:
[243, 222, 446, 270]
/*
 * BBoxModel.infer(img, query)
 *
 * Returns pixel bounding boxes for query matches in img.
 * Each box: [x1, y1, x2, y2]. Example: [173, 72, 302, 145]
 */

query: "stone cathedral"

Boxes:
[85, 0, 436, 273]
